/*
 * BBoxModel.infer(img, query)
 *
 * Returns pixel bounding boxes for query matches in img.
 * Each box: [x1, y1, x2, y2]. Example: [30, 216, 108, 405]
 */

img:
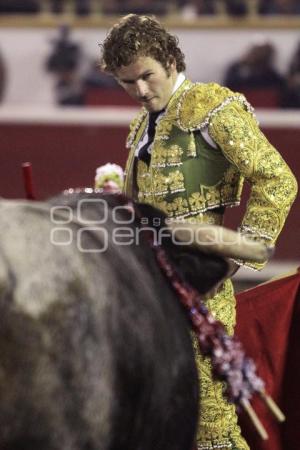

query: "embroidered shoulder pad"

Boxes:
[176, 82, 255, 132]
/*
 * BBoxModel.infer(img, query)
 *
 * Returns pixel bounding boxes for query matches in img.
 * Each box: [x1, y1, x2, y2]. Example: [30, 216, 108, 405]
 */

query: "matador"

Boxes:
[100, 14, 298, 450]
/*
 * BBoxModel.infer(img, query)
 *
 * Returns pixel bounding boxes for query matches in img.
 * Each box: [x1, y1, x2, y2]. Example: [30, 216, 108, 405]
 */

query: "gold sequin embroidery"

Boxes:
[209, 101, 298, 269]
[193, 280, 249, 450]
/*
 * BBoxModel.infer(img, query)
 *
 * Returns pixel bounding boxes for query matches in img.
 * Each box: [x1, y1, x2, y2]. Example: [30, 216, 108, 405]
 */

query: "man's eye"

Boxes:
[142, 73, 152, 80]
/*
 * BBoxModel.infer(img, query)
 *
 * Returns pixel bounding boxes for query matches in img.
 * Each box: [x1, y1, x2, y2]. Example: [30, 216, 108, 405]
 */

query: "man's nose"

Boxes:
[135, 80, 148, 98]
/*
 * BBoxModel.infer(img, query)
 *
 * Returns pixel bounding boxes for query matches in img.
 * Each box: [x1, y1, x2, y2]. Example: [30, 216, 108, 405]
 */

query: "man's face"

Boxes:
[115, 56, 178, 112]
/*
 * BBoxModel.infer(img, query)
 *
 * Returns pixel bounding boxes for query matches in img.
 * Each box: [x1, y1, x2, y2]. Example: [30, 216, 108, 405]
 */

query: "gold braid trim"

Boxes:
[124, 109, 148, 198]
[126, 108, 148, 149]
[194, 280, 250, 450]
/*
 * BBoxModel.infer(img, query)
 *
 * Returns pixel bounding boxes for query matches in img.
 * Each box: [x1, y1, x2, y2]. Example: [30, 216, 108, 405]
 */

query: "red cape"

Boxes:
[236, 268, 300, 450]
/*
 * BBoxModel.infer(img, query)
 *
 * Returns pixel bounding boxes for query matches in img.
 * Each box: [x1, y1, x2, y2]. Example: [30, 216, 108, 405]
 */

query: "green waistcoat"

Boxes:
[124, 80, 246, 219]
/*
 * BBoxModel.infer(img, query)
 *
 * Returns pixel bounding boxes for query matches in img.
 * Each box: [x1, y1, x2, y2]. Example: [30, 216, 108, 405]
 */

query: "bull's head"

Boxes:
[133, 201, 271, 297]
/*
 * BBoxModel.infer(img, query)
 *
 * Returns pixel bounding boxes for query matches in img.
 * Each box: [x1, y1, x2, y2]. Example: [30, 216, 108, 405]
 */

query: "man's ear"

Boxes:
[169, 55, 176, 66]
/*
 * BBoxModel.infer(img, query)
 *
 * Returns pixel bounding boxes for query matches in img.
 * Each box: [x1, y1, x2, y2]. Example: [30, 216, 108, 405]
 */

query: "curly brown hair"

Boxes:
[100, 14, 186, 74]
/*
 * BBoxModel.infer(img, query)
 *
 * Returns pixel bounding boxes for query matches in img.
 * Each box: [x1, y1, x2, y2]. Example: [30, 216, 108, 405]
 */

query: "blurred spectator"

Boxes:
[46, 26, 81, 74]
[281, 41, 300, 108]
[258, 0, 300, 14]
[101, 0, 170, 15]
[0, 0, 40, 13]
[224, 0, 248, 16]
[224, 41, 283, 90]
[46, 25, 84, 106]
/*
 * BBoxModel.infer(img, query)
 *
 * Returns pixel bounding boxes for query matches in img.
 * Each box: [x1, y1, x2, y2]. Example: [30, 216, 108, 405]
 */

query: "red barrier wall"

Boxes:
[0, 121, 299, 260]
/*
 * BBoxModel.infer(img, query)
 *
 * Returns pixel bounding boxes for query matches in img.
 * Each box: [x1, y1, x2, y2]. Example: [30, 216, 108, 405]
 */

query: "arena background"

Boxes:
[0, 10, 299, 288]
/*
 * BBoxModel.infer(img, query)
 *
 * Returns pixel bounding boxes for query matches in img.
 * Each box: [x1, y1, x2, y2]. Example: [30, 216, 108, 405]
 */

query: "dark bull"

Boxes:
[0, 192, 268, 450]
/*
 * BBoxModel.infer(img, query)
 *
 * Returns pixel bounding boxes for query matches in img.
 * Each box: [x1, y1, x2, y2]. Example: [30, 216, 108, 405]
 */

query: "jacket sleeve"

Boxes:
[208, 100, 298, 270]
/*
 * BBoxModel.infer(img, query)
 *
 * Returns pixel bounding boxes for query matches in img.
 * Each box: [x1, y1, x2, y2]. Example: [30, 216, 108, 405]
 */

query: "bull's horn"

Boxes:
[168, 222, 273, 263]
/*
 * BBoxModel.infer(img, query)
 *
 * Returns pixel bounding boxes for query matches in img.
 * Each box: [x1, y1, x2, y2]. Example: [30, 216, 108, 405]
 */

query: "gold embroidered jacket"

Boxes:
[124, 80, 298, 269]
